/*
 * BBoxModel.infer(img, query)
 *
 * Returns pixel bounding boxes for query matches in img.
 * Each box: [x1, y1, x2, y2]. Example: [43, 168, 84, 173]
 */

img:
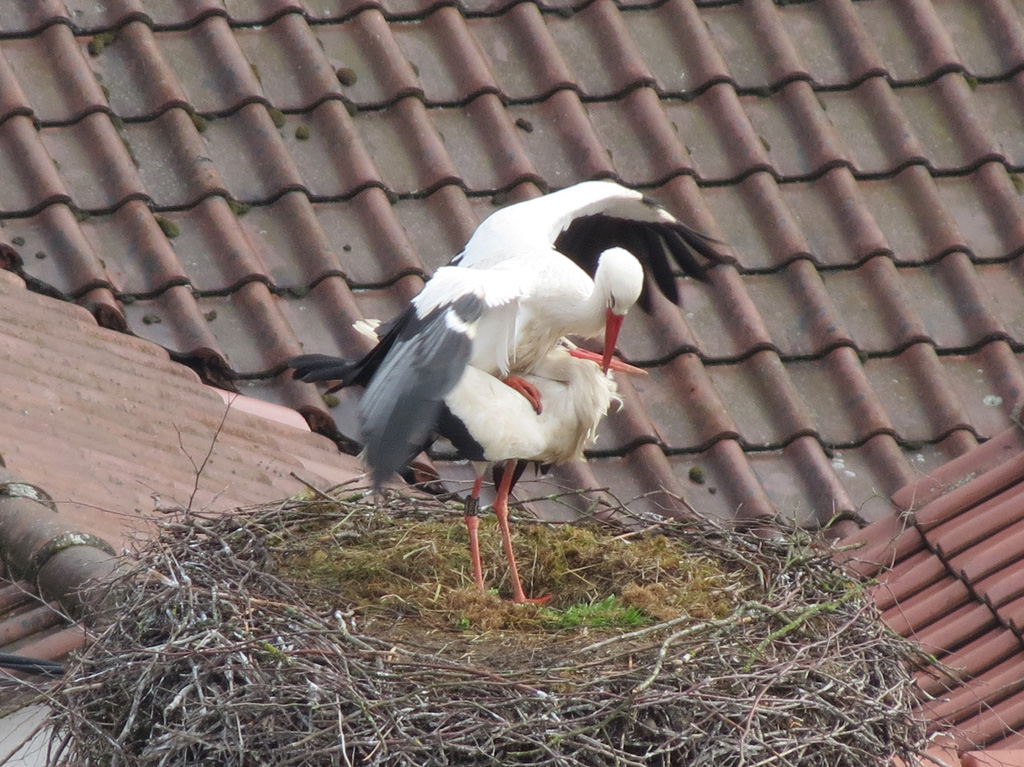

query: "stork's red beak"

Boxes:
[602, 309, 625, 373]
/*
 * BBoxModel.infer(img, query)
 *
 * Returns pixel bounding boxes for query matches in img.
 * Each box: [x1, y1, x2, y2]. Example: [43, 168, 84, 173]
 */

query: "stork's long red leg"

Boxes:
[464, 475, 486, 591]
[493, 460, 551, 604]
[502, 376, 543, 414]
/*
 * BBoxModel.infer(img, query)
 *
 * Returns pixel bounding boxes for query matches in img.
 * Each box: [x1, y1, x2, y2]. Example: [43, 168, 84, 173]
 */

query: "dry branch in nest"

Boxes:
[43, 490, 930, 766]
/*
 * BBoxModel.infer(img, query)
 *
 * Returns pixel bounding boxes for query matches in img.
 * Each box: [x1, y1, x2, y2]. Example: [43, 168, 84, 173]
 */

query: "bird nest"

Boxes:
[44, 489, 930, 766]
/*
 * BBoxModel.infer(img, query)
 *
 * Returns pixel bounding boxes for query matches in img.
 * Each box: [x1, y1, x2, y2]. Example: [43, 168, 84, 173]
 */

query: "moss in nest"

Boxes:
[294, 124, 310, 140]
[274, 508, 740, 632]
[267, 106, 286, 128]
[321, 393, 339, 408]
[688, 465, 707, 484]
[190, 112, 209, 133]
[1012, 174, 1024, 195]
[154, 215, 179, 239]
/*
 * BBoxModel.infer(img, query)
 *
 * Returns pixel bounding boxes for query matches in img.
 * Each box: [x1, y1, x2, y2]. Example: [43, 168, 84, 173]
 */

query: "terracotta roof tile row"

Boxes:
[0, 272, 362, 550]
[845, 427, 1024, 750]
[2, 0, 1024, 531]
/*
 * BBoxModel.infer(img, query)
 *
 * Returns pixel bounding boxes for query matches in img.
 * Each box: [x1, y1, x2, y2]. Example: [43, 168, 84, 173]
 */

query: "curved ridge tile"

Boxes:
[755, 435, 857, 528]
[853, 0, 962, 84]
[0, 1, 69, 35]
[744, 259, 852, 358]
[777, 168, 890, 267]
[859, 165, 964, 265]
[39, 113, 147, 212]
[390, 184, 486, 272]
[234, 13, 343, 112]
[121, 283, 228, 363]
[3, 203, 110, 299]
[863, 342, 974, 445]
[935, 163, 1024, 262]
[933, 0, 1024, 79]
[505, 89, 615, 186]
[896, 73, 1003, 173]
[545, 0, 653, 99]
[158, 196, 270, 294]
[663, 83, 770, 184]
[0, 43, 34, 125]
[121, 107, 229, 208]
[0, 115, 71, 215]
[818, 76, 926, 177]
[673, 438, 779, 523]
[313, 9, 422, 109]
[785, 346, 896, 448]
[466, 3, 576, 102]
[700, 172, 812, 271]
[390, 6, 500, 105]
[80, 200, 188, 296]
[704, 350, 817, 449]
[688, 264, 774, 361]
[973, 73, 1024, 169]
[740, 79, 851, 180]
[618, 0, 730, 97]
[2, 25, 107, 125]
[777, 0, 887, 88]
[900, 251, 1010, 351]
[701, 0, 809, 92]
[154, 16, 264, 116]
[585, 87, 693, 187]
[638, 352, 740, 452]
[430, 94, 538, 193]
[283, 100, 383, 199]
[87, 20, 189, 120]
[200, 103, 306, 202]
[821, 257, 933, 356]
[943, 341, 1024, 440]
[353, 96, 461, 195]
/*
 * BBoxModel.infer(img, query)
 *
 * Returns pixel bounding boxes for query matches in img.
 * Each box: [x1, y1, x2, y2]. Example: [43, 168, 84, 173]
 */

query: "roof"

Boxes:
[0, 266, 360, 679]
[1, 0, 1022, 531]
[0, 271, 361, 550]
[3, 0, 1024, 755]
[844, 426, 1024, 751]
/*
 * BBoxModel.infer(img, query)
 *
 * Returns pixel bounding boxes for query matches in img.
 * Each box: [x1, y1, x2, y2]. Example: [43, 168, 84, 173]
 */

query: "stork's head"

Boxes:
[595, 247, 644, 373]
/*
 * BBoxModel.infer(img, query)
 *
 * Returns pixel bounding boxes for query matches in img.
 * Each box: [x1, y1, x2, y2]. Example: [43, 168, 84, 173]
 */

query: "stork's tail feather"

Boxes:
[287, 354, 358, 389]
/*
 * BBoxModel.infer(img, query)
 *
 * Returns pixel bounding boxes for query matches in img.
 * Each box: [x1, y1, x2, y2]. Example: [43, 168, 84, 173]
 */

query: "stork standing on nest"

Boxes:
[290, 180, 724, 484]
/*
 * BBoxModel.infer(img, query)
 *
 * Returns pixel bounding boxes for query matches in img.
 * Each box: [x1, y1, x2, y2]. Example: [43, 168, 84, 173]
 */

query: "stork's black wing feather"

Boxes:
[359, 294, 484, 486]
[288, 305, 415, 392]
[553, 210, 725, 311]
[0, 651, 65, 677]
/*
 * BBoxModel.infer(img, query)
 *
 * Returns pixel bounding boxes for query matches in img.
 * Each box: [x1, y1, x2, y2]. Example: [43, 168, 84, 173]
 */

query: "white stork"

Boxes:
[443, 342, 645, 602]
[294, 331, 645, 603]
[290, 180, 723, 485]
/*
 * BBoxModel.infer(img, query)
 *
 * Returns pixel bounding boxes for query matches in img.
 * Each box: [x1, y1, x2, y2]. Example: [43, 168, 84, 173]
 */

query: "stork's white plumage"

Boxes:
[293, 333, 642, 602]
[442, 342, 642, 602]
[289, 180, 723, 484]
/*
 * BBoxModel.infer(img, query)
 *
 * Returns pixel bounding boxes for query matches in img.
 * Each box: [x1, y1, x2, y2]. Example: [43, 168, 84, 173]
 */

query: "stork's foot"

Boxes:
[502, 375, 543, 414]
[511, 592, 553, 605]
